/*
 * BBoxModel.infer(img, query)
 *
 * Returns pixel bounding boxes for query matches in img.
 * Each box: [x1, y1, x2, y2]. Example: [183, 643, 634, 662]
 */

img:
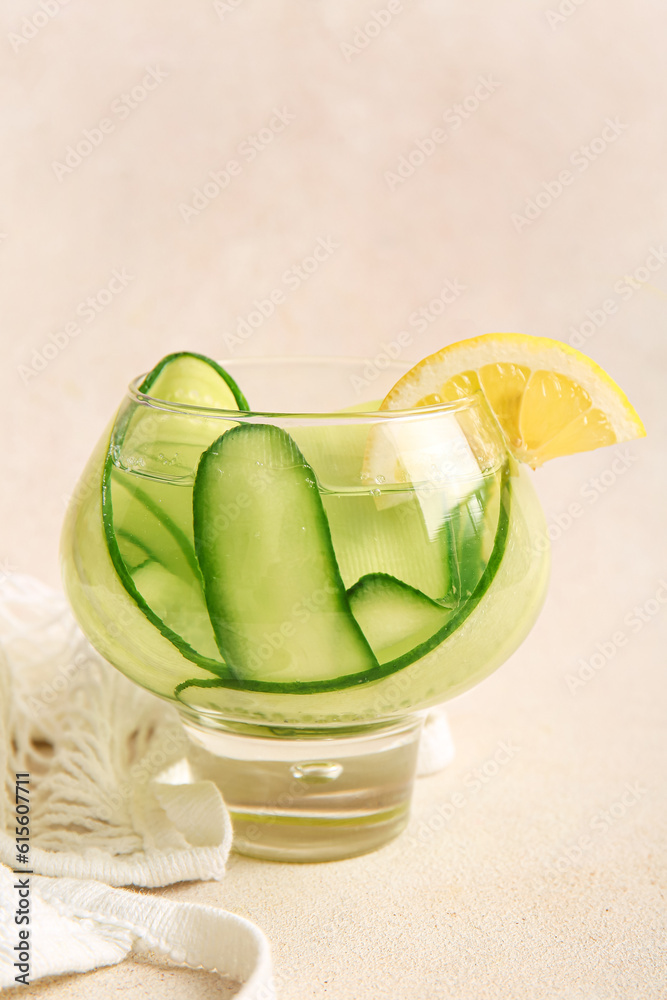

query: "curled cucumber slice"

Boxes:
[102, 352, 248, 674]
[347, 573, 454, 663]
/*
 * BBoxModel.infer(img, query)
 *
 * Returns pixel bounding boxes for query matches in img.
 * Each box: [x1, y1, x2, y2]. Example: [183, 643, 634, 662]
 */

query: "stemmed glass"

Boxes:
[61, 357, 549, 861]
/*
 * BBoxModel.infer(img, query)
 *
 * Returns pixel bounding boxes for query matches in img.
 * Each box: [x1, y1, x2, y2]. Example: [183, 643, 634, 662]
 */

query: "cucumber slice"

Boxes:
[115, 528, 160, 572]
[193, 424, 380, 683]
[371, 466, 510, 674]
[138, 351, 249, 409]
[111, 472, 200, 581]
[115, 351, 248, 483]
[348, 573, 454, 662]
[446, 476, 498, 601]
[290, 420, 471, 602]
[103, 454, 231, 674]
[132, 561, 221, 661]
[102, 352, 248, 672]
[324, 491, 451, 599]
[63, 427, 231, 706]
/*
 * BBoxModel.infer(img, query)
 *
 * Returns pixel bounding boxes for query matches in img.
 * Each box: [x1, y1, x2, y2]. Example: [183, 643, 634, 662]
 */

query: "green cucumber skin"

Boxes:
[446, 479, 493, 601]
[113, 474, 201, 579]
[347, 571, 455, 609]
[347, 572, 454, 661]
[175, 465, 511, 696]
[192, 424, 380, 683]
[111, 352, 249, 469]
[138, 351, 250, 410]
[381, 471, 509, 672]
[101, 352, 251, 679]
[115, 528, 161, 571]
[131, 560, 221, 661]
[101, 451, 233, 679]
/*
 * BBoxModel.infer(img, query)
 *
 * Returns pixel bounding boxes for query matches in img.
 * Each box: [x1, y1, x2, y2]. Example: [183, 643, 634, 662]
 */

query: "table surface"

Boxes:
[1, 2, 666, 997]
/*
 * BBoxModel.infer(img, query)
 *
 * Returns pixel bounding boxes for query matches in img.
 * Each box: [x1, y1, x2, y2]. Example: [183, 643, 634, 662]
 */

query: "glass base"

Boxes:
[183, 717, 424, 862]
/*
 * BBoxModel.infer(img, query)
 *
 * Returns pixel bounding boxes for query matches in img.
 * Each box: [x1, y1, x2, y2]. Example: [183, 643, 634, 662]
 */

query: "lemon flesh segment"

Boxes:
[519, 370, 592, 450]
[530, 408, 616, 467]
[478, 363, 531, 450]
[415, 373, 483, 407]
[441, 371, 482, 402]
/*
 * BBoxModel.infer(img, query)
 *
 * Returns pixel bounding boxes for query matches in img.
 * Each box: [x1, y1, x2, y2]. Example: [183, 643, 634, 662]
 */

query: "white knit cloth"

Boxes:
[0, 574, 273, 997]
[0, 868, 273, 995]
[0, 573, 453, 995]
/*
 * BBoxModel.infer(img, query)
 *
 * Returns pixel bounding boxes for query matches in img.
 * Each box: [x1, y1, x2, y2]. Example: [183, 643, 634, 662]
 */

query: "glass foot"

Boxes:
[183, 717, 423, 862]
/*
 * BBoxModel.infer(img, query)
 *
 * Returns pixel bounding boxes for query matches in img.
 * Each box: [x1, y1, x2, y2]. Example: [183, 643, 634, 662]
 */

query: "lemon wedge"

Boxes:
[380, 333, 646, 468]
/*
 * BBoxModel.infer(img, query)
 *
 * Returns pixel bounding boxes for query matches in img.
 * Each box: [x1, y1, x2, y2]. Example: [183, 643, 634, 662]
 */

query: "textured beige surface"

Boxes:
[2, 953, 240, 998]
[4, 955, 238, 1000]
[1, 1, 666, 997]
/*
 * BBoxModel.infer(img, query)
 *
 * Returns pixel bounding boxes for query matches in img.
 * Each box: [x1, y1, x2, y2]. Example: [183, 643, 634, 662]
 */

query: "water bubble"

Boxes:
[291, 761, 343, 782]
[370, 488, 381, 497]
[375, 475, 386, 484]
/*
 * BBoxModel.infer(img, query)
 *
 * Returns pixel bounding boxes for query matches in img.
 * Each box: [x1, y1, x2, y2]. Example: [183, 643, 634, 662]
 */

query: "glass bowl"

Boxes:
[61, 357, 549, 860]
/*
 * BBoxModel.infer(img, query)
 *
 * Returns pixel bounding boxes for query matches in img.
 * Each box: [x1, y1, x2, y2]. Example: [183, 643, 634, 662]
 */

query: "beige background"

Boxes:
[1, 1, 666, 997]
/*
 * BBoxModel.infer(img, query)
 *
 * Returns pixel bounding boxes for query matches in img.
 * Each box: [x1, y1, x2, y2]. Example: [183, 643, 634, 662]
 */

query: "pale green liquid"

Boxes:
[63, 429, 548, 726]
[108, 461, 502, 676]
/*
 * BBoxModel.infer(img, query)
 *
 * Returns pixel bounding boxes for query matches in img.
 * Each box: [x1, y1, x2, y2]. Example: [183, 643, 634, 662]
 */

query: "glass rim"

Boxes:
[126, 355, 485, 421]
